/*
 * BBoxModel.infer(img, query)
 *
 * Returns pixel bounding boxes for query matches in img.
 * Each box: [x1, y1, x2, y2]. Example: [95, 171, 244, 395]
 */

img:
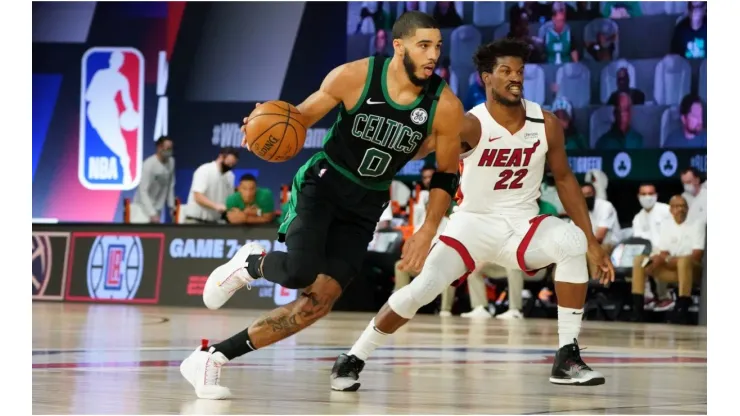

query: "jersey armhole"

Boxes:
[346, 57, 375, 115]
[425, 80, 448, 137]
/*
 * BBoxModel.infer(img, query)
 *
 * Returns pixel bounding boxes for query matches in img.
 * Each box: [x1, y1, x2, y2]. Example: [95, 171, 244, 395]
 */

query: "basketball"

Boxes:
[245, 101, 307, 162]
[119, 110, 140, 131]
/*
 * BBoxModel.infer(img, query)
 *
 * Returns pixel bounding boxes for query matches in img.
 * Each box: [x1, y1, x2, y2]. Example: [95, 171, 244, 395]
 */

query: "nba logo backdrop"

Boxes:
[79, 47, 145, 191]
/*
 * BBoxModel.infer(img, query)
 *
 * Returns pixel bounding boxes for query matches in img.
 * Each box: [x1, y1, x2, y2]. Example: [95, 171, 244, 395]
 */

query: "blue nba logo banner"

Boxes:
[79, 47, 145, 190]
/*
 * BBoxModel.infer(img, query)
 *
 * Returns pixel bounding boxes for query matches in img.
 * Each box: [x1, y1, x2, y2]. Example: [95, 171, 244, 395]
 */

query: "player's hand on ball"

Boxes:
[587, 242, 615, 285]
[240, 103, 263, 149]
[399, 227, 435, 273]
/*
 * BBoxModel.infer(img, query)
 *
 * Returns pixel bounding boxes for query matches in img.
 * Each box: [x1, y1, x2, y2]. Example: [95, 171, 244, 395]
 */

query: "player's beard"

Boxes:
[403, 50, 429, 87]
[492, 87, 522, 107]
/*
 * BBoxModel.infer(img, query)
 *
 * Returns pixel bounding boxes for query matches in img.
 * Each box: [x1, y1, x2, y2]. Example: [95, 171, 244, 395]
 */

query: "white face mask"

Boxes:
[639, 195, 657, 210]
[683, 183, 697, 195]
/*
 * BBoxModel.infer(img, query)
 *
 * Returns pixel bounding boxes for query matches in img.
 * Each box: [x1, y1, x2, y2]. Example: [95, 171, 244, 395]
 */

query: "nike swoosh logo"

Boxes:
[489, 136, 502, 142]
[366, 99, 385, 105]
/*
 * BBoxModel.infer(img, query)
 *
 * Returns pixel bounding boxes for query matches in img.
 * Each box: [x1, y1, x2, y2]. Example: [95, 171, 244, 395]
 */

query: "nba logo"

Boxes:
[104, 245, 125, 290]
[79, 47, 145, 190]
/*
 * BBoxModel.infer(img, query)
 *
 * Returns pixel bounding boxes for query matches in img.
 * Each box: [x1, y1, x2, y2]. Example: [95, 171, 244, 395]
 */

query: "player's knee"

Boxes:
[284, 252, 322, 289]
[554, 222, 588, 260]
[551, 223, 589, 284]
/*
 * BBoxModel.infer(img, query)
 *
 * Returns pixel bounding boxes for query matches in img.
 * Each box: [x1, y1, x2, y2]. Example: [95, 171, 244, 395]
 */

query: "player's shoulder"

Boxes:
[334, 58, 372, 84]
[434, 84, 464, 120]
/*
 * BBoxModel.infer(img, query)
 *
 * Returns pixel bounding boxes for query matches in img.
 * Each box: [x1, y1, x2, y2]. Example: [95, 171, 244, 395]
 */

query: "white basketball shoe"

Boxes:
[180, 346, 232, 399]
[203, 242, 265, 310]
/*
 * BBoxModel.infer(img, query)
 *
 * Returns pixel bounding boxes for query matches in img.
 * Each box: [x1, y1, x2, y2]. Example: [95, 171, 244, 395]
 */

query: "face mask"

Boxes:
[221, 164, 233, 174]
[585, 196, 595, 211]
[639, 195, 657, 210]
[159, 149, 173, 160]
[683, 183, 697, 195]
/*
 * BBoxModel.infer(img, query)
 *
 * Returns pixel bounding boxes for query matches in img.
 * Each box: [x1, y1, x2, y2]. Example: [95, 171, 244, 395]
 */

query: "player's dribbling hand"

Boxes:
[240, 103, 263, 149]
[398, 228, 435, 274]
[587, 241, 615, 285]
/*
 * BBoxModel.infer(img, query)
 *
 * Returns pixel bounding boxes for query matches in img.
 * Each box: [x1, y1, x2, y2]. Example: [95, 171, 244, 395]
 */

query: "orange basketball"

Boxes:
[245, 101, 307, 162]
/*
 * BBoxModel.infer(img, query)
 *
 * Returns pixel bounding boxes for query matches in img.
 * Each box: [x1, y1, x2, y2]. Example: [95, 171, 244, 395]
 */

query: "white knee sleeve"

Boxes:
[551, 222, 589, 284]
[388, 243, 468, 319]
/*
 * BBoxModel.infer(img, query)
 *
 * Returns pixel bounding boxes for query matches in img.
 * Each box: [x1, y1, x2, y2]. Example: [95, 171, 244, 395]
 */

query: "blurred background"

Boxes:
[32, 1, 707, 325]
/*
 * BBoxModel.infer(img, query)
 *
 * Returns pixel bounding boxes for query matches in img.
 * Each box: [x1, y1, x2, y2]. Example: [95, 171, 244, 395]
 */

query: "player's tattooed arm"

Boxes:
[543, 111, 598, 245]
[295, 59, 369, 129]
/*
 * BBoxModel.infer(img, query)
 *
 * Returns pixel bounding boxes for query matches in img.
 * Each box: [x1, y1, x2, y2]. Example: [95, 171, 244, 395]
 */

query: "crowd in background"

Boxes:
[128, 1, 708, 325]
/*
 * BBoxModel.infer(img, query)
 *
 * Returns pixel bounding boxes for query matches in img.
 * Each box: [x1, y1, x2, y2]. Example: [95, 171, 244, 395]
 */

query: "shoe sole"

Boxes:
[331, 382, 361, 392]
[549, 376, 606, 386]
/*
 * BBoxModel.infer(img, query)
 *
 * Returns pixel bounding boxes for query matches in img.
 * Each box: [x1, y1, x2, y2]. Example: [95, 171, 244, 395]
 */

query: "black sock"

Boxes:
[246, 254, 264, 278]
[210, 328, 258, 360]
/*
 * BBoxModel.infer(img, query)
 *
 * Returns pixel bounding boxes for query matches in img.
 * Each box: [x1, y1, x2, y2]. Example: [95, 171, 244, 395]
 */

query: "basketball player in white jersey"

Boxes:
[331, 39, 615, 390]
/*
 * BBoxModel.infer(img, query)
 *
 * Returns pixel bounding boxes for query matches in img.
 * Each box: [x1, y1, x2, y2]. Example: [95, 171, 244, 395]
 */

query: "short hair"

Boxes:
[581, 182, 596, 193]
[392, 11, 439, 40]
[239, 173, 257, 183]
[421, 164, 436, 172]
[680, 166, 701, 179]
[638, 183, 656, 192]
[155, 136, 172, 147]
[219, 147, 240, 159]
[679, 93, 703, 116]
[473, 39, 531, 75]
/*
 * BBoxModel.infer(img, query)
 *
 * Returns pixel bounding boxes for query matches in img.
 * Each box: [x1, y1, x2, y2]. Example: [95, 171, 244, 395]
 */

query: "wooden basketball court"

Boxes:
[32, 303, 707, 414]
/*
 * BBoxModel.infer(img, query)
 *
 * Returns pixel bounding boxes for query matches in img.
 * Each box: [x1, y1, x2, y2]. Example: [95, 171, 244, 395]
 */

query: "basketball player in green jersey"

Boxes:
[180, 11, 465, 399]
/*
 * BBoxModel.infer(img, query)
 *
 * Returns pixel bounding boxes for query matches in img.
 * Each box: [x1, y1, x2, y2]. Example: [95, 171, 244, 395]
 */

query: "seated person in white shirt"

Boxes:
[182, 148, 239, 223]
[632, 183, 673, 311]
[631, 195, 705, 324]
[581, 183, 621, 274]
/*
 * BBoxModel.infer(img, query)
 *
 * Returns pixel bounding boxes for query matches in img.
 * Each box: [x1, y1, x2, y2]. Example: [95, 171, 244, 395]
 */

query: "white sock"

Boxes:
[348, 318, 390, 361]
[557, 306, 583, 348]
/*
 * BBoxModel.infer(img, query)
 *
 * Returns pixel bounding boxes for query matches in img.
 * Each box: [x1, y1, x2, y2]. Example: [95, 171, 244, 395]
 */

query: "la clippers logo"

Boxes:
[79, 47, 145, 190]
[86, 235, 144, 300]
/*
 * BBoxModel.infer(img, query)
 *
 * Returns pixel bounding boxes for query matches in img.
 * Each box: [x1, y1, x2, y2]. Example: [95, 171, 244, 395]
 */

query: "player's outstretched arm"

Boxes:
[399, 89, 464, 272]
[544, 111, 614, 283]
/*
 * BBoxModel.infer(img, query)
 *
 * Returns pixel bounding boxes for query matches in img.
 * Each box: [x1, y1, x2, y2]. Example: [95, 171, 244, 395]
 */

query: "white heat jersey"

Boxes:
[456, 100, 548, 218]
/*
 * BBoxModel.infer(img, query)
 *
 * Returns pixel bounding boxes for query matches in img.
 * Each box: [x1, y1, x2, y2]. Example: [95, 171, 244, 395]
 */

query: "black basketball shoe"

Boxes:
[330, 353, 365, 391]
[550, 339, 605, 386]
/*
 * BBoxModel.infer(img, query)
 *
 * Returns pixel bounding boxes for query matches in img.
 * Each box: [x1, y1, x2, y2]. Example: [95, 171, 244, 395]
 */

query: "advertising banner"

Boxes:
[32, 224, 299, 310]
[32, 232, 71, 301]
[162, 225, 298, 309]
[65, 231, 165, 304]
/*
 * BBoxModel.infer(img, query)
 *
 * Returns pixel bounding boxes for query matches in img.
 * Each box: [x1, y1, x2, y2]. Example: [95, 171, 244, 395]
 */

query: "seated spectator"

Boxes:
[183, 147, 239, 223]
[585, 29, 617, 62]
[686, 180, 706, 227]
[543, 2, 579, 64]
[680, 167, 704, 207]
[131, 136, 175, 223]
[356, 6, 376, 35]
[507, 9, 544, 63]
[573, 2, 601, 20]
[582, 183, 621, 274]
[671, 1, 707, 59]
[464, 73, 486, 111]
[632, 183, 673, 311]
[224, 174, 276, 225]
[372, 29, 389, 59]
[552, 97, 588, 150]
[441, 262, 500, 319]
[372, 1, 392, 32]
[602, 1, 642, 19]
[400, 1, 419, 14]
[432, 1, 462, 28]
[607, 67, 646, 106]
[664, 94, 706, 148]
[595, 92, 644, 149]
[364, 204, 399, 292]
[509, 1, 552, 24]
[631, 195, 705, 324]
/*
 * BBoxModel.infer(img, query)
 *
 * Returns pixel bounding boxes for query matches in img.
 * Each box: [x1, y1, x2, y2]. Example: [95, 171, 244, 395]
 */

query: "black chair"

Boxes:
[584, 237, 652, 321]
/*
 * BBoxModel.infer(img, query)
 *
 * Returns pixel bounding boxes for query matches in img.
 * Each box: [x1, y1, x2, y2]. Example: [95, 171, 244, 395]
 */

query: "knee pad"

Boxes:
[552, 223, 589, 284]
